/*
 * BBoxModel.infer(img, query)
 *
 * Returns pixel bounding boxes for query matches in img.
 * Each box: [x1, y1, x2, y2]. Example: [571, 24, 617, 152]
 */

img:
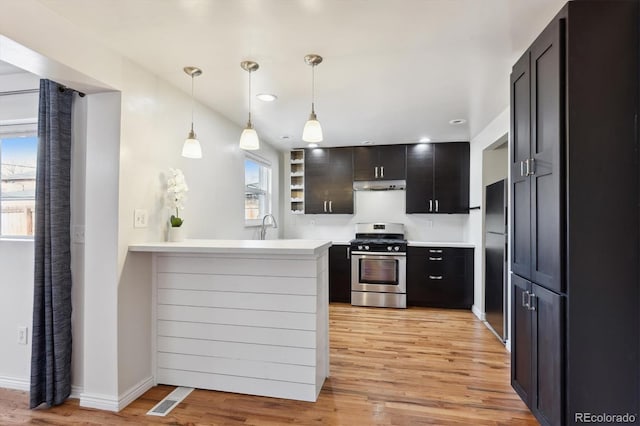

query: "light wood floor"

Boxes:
[0, 304, 537, 425]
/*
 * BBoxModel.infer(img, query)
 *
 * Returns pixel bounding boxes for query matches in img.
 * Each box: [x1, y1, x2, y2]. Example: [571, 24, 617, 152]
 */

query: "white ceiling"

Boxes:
[25, 0, 565, 150]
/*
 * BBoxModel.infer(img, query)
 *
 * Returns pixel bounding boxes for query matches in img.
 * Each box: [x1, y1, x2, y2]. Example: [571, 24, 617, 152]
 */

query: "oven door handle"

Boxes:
[351, 251, 406, 257]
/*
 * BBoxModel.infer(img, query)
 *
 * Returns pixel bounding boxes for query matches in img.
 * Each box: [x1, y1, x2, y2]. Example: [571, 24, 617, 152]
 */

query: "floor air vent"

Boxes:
[146, 386, 194, 417]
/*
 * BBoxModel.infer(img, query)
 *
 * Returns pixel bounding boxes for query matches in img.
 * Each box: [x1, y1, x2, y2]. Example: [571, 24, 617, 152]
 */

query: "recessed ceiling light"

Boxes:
[449, 118, 467, 125]
[281, 135, 290, 140]
[419, 137, 431, 143]
[361, 140, 372, 145]
[308, 143, 319, 148]
[256, 93, 278, 102]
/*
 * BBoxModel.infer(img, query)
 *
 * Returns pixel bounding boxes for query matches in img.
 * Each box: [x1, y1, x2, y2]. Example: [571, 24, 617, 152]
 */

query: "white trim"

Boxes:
[0, 375, 29, 391]
[244, 151, 271, 167]
[118, 376, 154, 411]
[80, 392, 119, 412]
[79, 376, 153, 412]
[471, 304, 486, 321]
[70, 385, 84, 399]
[505, 339, 512, 353]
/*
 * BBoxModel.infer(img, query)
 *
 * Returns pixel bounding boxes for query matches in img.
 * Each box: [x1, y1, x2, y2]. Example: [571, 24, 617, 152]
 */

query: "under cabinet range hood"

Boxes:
[353, 179, 406, 191]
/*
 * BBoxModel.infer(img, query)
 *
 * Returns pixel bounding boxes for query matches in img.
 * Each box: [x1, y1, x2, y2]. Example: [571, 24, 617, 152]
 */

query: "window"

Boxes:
[0, 135, 38, 237]
[244, 155, 272, 225]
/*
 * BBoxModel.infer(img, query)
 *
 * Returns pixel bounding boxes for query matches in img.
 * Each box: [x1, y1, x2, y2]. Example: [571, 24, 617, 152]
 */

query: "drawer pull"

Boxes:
[428, 257, 443, 261]
[429, 249, 443, 253]
[429, 275, 443, 280]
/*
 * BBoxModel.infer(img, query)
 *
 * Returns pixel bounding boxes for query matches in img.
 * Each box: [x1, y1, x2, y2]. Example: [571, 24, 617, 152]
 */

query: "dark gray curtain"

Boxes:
[30, 79, 74, 408]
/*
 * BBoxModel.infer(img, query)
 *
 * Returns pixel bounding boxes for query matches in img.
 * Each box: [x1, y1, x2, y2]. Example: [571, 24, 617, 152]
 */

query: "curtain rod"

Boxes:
[57, 85, 86, 97]
[0, 87, 87, 97]
[0, 88, 38, 97]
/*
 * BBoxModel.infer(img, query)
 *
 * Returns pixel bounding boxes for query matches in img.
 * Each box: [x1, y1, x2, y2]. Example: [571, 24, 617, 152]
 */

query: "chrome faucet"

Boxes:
[260, 214, 278, 240]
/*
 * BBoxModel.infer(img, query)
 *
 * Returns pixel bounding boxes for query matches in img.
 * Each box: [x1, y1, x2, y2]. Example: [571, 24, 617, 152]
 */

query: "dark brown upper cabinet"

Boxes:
[304, 147, 354, 214]
[353, 145, 406, 181]
[406, 142, 469, 214]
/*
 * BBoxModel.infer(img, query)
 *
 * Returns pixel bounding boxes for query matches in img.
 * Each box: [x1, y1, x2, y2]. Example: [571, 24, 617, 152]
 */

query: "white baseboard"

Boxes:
[0, 376, 83, 401]
[80, 376, 153, 412]
[118, 376, 154, 411]
[505, 339, 511, 353]
[0, 375, 29, 391]
[471, 304, 486, 321]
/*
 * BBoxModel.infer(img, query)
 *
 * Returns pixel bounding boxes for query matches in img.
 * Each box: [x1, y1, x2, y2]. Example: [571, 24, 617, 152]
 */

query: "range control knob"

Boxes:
[364, 245, 370, 250]
[358, 245, 363, 250]
[387, 246, 393, 251]
[394, 246, 400, 251]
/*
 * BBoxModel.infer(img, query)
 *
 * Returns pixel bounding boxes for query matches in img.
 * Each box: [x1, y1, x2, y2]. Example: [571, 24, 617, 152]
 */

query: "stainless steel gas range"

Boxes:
[350, 223, 407, 308]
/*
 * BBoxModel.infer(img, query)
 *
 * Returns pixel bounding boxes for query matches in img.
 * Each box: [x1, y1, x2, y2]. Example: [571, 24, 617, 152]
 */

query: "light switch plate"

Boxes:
[72, 225, 85, 243]
[134, 209, 148, 228]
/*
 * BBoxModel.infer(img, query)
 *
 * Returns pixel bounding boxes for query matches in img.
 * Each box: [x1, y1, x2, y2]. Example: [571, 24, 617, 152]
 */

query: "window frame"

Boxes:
[0, 123, 38, 240]
[244, 152, 272, 227]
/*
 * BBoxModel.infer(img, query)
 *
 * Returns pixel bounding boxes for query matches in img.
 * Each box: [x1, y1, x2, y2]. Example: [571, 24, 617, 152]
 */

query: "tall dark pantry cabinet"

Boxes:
[509, 2, 639, 425]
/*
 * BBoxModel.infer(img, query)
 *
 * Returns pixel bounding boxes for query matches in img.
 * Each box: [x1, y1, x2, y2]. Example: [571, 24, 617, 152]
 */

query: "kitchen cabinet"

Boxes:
[304, 147, 353, 214]
[353, 145, 406, 181]
[329, 244, 351, 303]
[406, 142, 469, 214]
[511, 274, 563, 426]
[509, 2, 640, 425]
[510, 15, 562, 293]
[406, 246, 473, 309]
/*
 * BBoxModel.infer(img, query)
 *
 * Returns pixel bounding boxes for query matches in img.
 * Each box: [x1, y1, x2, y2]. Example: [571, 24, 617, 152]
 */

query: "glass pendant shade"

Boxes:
[302, 112, 323, 142]
[182, 129, 202, 158]
[239, 125, 260, 150]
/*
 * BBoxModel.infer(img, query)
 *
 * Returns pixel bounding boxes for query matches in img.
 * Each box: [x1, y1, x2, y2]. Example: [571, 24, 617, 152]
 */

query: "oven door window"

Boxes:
[359, 258, 398, 285]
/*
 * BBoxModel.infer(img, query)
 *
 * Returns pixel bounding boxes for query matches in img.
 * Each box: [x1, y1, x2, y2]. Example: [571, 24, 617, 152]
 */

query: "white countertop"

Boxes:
[129, 239, 332, 256]
[329, 240, 475, 248]
[408, 241, 475, 248]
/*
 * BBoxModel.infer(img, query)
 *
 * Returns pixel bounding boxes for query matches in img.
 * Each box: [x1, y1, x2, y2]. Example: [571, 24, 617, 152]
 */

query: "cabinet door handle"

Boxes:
[435, 199, 439, 212]
[526, 158, 536, 176]
[528, 293, 537, 311]
[520, 160, 525, 177]
[429, 200, 433, 212]
[429, 275, 443, 280]
[323, 201, 327, 212]
[380, 166, 384, 178]
[374, 166, 379, 178]
[346, 247, 350, 260]
[429, 249, 443, 253]
[428, 257, 443, 261]
[522, 290, 530, 308]
[329, 200, 333, 213]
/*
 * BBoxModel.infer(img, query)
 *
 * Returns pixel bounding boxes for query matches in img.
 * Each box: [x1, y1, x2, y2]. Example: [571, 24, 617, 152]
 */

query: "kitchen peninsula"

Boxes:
[128, 239, 332, 402]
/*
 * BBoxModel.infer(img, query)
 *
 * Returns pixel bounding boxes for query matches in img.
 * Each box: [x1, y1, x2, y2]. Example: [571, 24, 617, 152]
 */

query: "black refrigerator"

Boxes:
[484, 179, 507, 341]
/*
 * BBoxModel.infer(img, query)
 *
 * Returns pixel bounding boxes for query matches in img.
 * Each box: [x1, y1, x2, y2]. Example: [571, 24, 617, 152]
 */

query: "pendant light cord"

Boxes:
[190, 74, 195, 132]
[311, 64, 316, 114]
[248, 69, 252, 126]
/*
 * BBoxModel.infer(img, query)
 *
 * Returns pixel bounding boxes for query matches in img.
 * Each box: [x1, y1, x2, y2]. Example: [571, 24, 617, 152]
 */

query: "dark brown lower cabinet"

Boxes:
[511, 273, 564, 426]
[329, 245, 351, 303]
[406, 247, 473, 309]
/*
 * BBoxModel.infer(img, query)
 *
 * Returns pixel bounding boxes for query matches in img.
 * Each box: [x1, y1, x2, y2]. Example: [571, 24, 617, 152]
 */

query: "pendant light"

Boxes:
[239, 61, 260, 150]
[182, 66, 203, 159]
[302, 54, 323, 143]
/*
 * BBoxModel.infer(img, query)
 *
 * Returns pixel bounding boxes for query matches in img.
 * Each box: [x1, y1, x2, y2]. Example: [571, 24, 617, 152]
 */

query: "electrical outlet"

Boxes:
[18, 326, 28, 345]
[134, 209, 148, 228]
[72, 225, 85, 243]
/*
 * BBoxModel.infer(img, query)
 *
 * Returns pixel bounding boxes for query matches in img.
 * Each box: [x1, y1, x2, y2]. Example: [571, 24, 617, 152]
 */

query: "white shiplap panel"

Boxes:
[157, 256, 317, 277]
[157, 289, 316, 313]
[157, 320, 316, 348]
[157, 336, 316, 366]
[157, 305, 316, 330]
[157, 368, 318, 402]
[158, 273, 316, 295]
[157, 352, 316, 384]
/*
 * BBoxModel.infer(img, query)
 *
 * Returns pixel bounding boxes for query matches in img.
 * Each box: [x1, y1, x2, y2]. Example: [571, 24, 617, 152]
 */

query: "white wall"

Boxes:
[465, 108, 509, 339]
[0, 0, 282, 410]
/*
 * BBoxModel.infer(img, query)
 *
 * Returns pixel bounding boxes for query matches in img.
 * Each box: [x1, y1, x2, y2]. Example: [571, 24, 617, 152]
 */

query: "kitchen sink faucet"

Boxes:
[260, 214, 278, 240]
